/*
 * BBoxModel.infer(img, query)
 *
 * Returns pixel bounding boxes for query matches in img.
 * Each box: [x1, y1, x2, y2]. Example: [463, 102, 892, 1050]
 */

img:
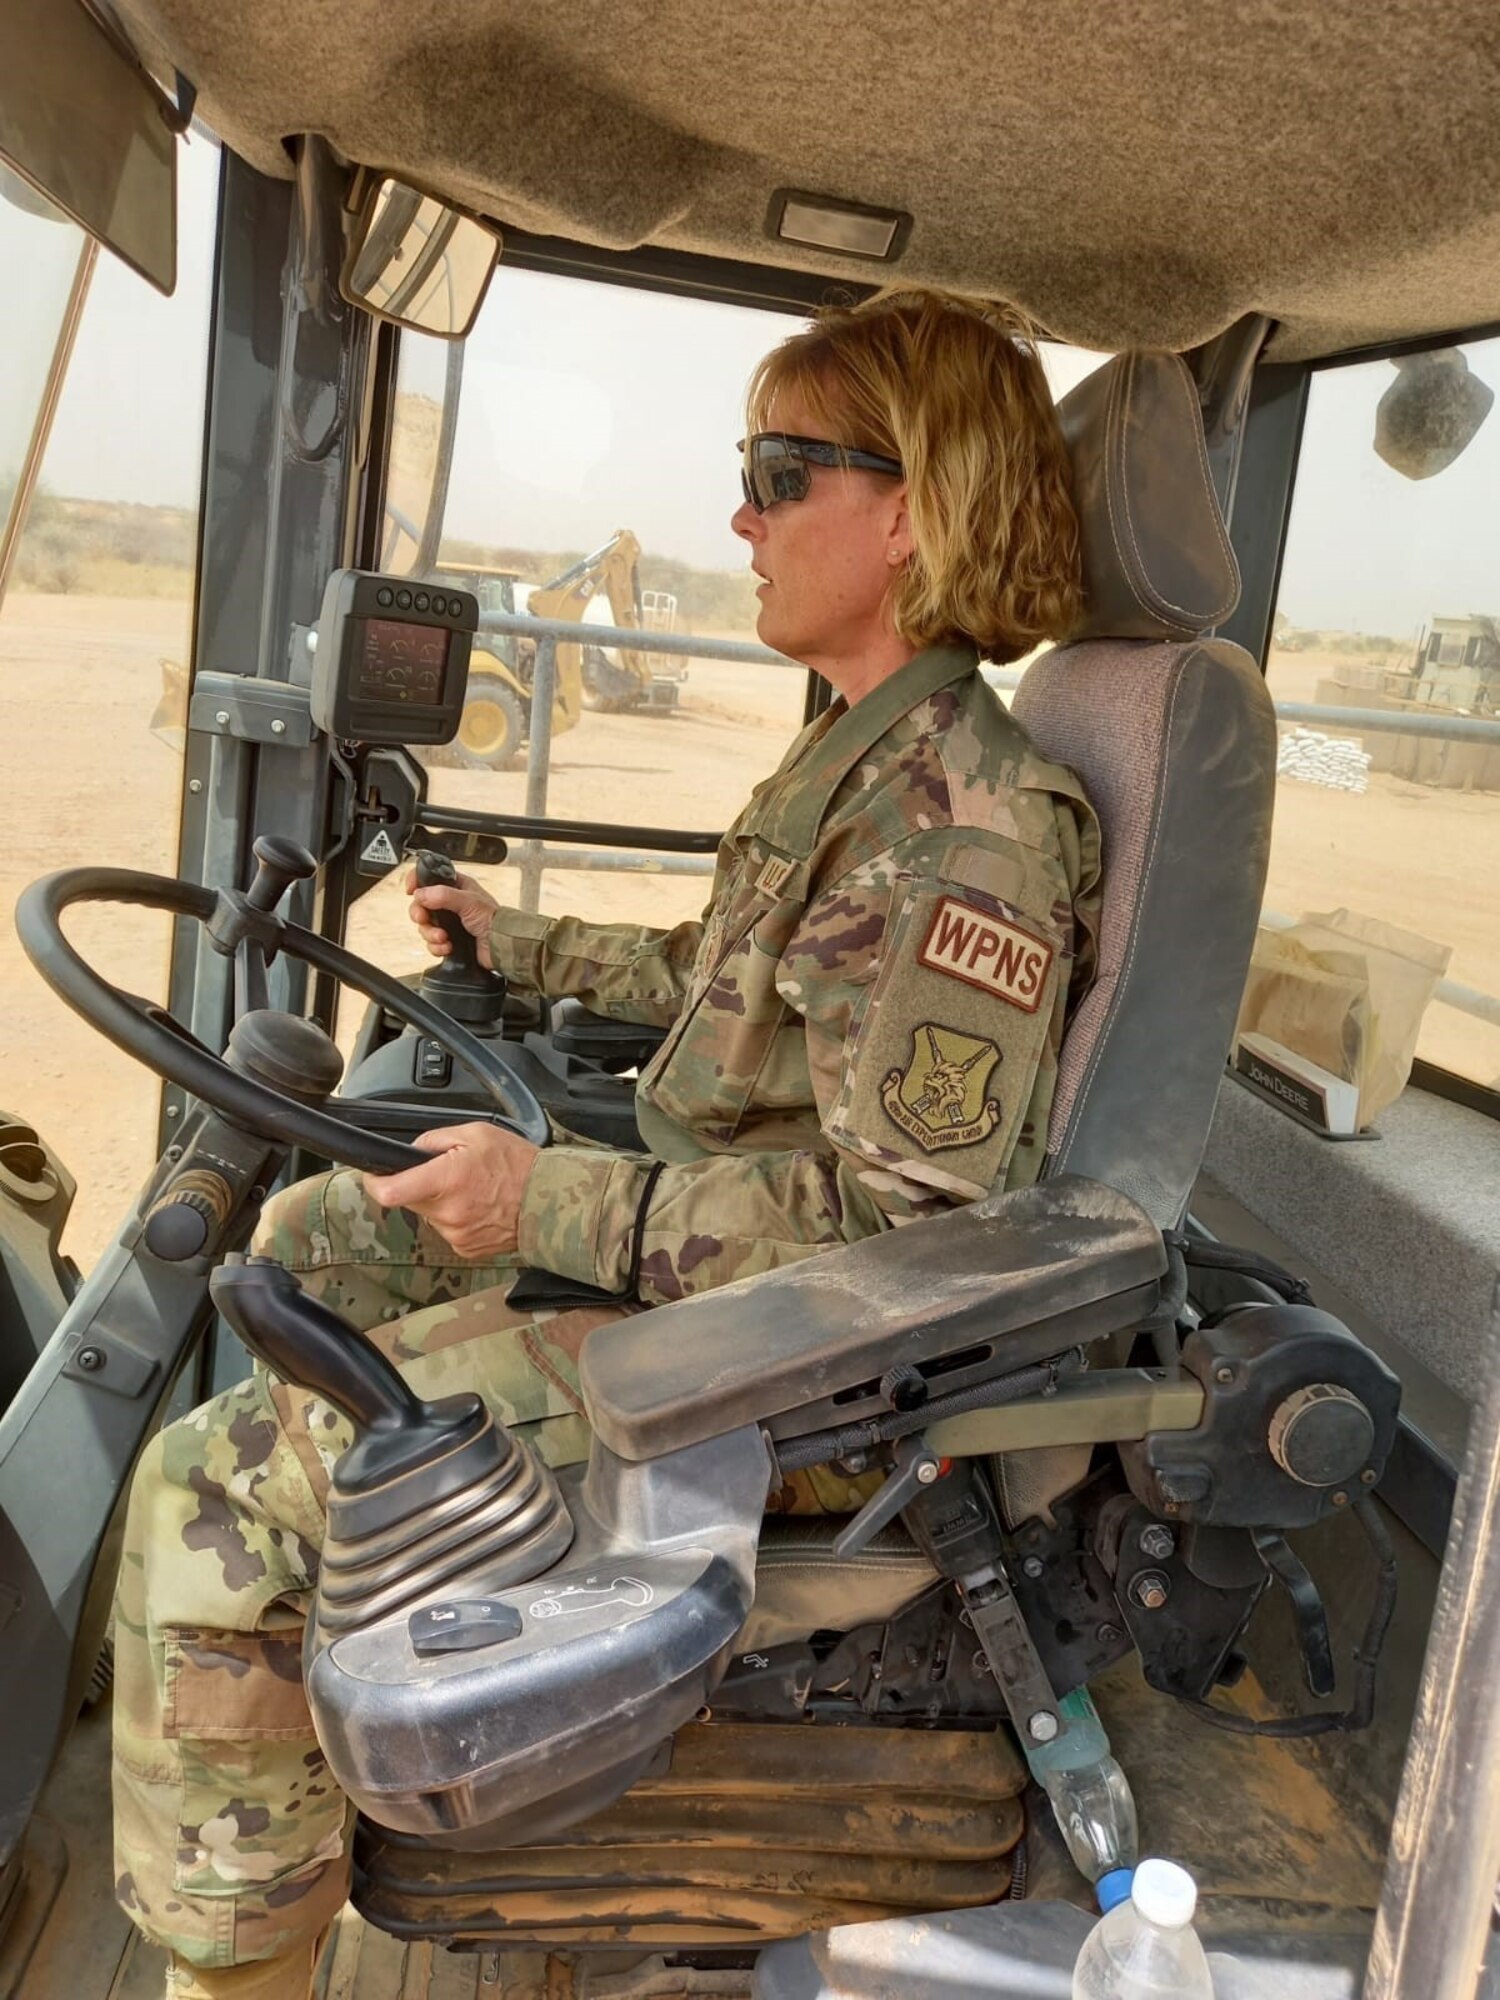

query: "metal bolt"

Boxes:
[1360, 1468, 1378, 1486]
[165, 1102, 181, 1118]
[188, 778, 203, 794]
[1021, 1555, 1045, 1580]
[1130, 1570, 1171, 1611]
[1096, 1623, 1123, 1644]
[270, 718, 286, 736]
[915, 1458, 940, 1486]
[1215, 1364, 1235, 1385]
[76, 1346, 106, 1373]
[1027, 1710, 1060, 1743]
[971, 1649, 992, 1679]
[1331, 1490, 1349, 1507]
[214, 709, 230, 725]
[1138, 1523, 1176, 1560]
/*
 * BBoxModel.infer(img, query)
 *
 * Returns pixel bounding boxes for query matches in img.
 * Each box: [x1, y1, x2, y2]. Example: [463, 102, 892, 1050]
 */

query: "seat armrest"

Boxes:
[549, 997, 667, 1071]
[579, 1176, 1166, 1461]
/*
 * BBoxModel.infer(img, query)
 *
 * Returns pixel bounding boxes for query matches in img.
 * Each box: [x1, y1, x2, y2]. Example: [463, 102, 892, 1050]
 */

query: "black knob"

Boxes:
[146, 1201, 209, 1260]
[246, 835, 318, 913]
[144, 1170, 233, 1261]
[226, 1010, 345, 1101]
[1268, 1384, 1376, 1488]
[881, 1364, 928, 1413]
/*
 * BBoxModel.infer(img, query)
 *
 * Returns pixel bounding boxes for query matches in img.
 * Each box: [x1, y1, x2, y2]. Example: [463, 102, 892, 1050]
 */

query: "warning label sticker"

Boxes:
[359, 827, 400, 870]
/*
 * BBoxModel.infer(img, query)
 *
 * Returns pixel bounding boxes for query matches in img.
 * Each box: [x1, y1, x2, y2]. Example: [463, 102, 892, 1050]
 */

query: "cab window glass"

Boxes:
[0, 178, 88, 552]
[348, 289, 1110, 992]
[1265, 335, 1500, 1094]
[345, 270, 808, 972]
[0, 142, 219, 1267]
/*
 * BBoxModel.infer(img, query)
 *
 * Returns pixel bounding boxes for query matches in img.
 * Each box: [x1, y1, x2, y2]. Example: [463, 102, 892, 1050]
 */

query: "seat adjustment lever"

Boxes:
[830, 1434, 943, 1558]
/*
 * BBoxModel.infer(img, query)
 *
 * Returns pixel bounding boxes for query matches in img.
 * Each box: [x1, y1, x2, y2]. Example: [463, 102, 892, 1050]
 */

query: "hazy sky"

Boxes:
[18, 137, 1500, 639]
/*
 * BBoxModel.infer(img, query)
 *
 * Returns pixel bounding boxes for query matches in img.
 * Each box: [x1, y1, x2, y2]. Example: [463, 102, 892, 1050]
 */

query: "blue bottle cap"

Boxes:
[1096, 1866, 1135, 1913]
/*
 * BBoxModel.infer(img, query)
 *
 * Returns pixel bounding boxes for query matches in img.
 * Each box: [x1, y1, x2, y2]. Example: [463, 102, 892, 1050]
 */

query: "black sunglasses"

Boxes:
[738, 432, 904, 512]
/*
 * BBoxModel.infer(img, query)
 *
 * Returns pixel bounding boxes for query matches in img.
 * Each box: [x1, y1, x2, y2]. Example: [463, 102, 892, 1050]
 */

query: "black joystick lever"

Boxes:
[221, 837, 320, 1015]
[210, 1255, 574, 1624]
[410, 848, 509, 1031]
[211, 1255, 490, 1501]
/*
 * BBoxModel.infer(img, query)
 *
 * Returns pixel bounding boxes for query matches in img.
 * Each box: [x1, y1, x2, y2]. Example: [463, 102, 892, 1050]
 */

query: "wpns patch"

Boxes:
[881, 1023, 1003, 1152]
[918, 896, 1053, 1012]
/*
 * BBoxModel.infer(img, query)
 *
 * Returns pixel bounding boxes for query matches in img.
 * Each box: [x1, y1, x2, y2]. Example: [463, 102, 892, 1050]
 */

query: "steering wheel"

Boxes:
[15, 836, 550, 1173]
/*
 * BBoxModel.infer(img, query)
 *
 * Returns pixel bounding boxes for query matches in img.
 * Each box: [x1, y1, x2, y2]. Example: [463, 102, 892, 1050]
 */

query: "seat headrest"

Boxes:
[1058, 351, 1241, 643]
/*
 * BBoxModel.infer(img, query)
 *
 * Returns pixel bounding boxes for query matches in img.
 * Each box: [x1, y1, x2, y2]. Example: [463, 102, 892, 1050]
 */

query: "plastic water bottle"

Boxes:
[1071, 1857, 1214, 1999]
[1026, 1687, 1139, 1911]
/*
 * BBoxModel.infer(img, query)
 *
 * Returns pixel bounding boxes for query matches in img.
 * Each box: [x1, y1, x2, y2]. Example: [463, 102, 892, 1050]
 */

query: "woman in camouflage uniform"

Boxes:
[113, 288, 1101, 1996]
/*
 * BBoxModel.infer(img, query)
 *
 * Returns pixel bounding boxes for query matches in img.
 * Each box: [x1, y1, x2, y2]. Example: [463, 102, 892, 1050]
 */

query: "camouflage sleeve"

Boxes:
[515, 822, 1082, 1305]
[487, 906, 707, 1028]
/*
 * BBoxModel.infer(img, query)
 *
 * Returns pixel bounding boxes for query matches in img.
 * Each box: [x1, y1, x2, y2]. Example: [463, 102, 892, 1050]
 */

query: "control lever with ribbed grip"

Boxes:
[210, 1254, 489, 1496]
[210, 1254, 574, 1638]
[409, 848, 510, 1030]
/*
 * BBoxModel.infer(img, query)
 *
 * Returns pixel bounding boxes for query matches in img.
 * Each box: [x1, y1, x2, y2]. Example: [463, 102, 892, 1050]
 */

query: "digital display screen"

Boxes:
[353, 619, 451, 705]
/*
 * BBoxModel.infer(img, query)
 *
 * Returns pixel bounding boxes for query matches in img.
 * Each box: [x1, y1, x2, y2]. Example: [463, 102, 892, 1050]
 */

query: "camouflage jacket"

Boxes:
[488, 643, 1100, 1307]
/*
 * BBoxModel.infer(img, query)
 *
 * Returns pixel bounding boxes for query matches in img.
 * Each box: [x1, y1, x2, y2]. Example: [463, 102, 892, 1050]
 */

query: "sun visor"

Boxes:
[1059, 351, 1240, 642]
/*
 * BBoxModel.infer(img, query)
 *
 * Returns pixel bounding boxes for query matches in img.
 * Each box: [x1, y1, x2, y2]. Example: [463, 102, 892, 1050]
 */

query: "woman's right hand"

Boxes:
[405, 867, 500, 967]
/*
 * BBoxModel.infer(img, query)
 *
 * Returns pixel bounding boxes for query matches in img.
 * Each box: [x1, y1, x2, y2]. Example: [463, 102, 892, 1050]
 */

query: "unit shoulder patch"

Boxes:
[880, 1023, 1003, 1152]
[917, 895, 1054, 1013]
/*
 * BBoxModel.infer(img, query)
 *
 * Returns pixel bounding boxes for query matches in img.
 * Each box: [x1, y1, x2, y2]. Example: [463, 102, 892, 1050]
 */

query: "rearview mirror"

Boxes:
[0, 0, 177, 293]
[1374, 349, 1495, 480]
[340, 177, 500, 339]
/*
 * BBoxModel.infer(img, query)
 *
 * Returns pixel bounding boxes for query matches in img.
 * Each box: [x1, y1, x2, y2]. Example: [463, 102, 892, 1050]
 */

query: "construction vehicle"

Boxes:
[4, 4, 1500, 1998]
[432, 530, 684, 765]
[426, 561, 530, 766]
[579, 557, 689, 713]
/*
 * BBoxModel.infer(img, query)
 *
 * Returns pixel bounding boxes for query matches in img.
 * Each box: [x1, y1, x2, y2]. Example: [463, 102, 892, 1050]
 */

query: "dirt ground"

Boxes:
[1, 596, 1495, 1271]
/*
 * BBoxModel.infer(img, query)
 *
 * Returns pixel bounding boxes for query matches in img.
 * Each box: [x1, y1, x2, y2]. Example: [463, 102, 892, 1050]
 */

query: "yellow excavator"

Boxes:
[435, 528, 686, 767]
[152, 529, 684, 769]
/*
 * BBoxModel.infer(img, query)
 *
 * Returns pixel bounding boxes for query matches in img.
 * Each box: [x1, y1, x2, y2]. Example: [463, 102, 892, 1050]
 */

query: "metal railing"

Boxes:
[475, 609, 793, 907]
[465, 611, 1500, 1028]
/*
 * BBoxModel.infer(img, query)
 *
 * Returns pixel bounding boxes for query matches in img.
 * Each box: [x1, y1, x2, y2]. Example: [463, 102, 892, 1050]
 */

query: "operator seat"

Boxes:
[756, 346, 1272, 1608]
[345, 349, 1278, 1947]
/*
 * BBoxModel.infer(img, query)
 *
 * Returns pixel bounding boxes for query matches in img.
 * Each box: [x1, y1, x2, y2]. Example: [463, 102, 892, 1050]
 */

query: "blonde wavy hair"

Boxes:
[745, 288, 1081, 663]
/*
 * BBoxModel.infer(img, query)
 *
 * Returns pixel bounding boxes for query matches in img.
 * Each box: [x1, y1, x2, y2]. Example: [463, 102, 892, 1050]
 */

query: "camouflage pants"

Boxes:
[112, 1169, 632, 1976]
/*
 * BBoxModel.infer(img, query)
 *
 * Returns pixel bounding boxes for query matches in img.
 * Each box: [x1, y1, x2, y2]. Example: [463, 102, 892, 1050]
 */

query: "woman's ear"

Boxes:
[886, 485, 914, 567]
